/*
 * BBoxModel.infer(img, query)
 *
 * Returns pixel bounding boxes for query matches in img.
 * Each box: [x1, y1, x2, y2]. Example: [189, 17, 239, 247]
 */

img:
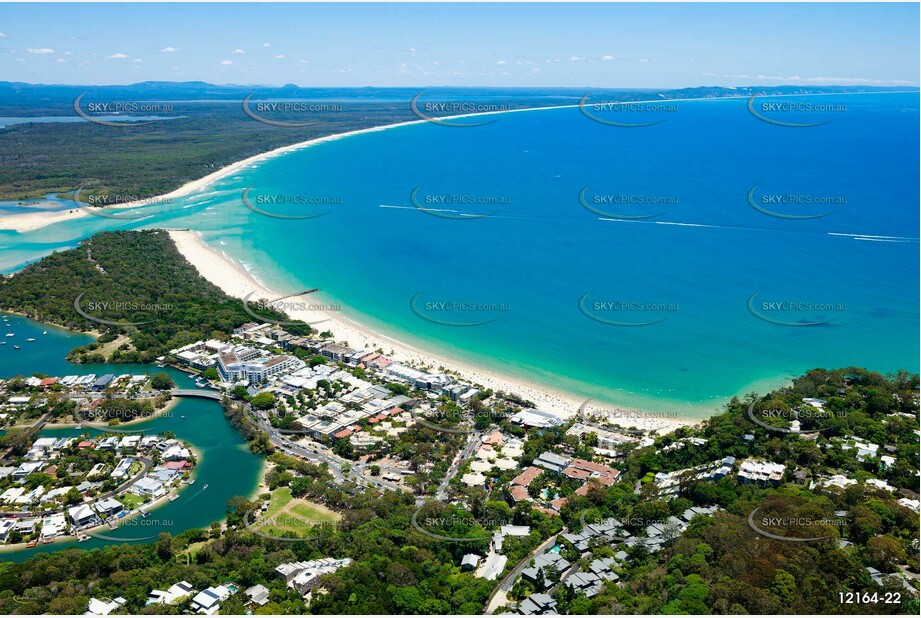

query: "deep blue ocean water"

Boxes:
[2, 92, 918, 417]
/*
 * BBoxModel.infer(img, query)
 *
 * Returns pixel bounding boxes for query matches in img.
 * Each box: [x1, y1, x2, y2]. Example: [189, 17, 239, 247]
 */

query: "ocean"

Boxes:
[2, 92, 918, 417]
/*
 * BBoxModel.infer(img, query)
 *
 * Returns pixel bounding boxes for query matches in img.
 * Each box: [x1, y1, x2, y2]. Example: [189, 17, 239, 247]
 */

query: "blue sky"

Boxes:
[0, 2, 917, 87]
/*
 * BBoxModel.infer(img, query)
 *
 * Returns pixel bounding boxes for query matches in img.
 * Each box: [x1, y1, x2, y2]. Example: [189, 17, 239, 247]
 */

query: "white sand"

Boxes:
[169, 229, 695, 434]
[0, 96, 682, 234]
[2, 91, 886, 235]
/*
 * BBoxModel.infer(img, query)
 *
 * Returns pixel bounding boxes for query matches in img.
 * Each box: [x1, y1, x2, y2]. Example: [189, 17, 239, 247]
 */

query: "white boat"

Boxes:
[5, 333, 12, 337]
[42, 331, 47, 335]
[0, 341, 6, 345]
[168, 494, 179, 502]
[13, 345, 20, 350]
[77, 534, 90, 542]
[188, 479, 195, 485]
[202, 484, 209, 490]
[26, 338, 35, 342]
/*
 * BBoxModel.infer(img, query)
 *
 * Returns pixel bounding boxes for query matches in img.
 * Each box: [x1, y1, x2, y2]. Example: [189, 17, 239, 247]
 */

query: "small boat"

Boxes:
[168, 494, 179, 502]
[78, 534, 90, 542]
[75, 425, 82, 430]
[5, 333, 13, 337]
[42, 331, 47, 335]
[180, 415, 186, 419]
[139, 509, 150, 518]
[26, 540, 37, 548]
[188, 479, 195, 485]
[13, 345, 20, 350]
[0, 341, 6, 345]
[202, 484, 209, 490]
[26, 338, 35, 342]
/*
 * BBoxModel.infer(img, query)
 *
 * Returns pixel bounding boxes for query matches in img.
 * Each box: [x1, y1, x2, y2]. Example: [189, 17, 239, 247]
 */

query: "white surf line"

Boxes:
[852, 237, 915, 243]
[600, 218, 775, 233]
[828, 232, 919, 241]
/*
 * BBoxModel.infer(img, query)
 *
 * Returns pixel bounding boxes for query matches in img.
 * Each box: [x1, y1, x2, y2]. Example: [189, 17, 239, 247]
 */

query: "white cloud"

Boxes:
[232, 48, 245, 54]
[56, 58, 67, 64]
[161, 46, 177, 53]
[16, 57, 25, 62]
[569, 55, 582, 62]
[133, 58, 143, 63]
[220, 59, 234, 65]
[530, 68, 541, 75]
[262, 42, 271, 48]
[299, 59, 309, 64]
[64, 51, 73, 56]
[0, 32, 7, 39]
[601, 55, 616, 61]
[496, 60, 507, 65]
[26, 48, 55, 54]
[275, 54, 285, 59]
[107, 53, 128, 60]
[638, 58, 649, 63]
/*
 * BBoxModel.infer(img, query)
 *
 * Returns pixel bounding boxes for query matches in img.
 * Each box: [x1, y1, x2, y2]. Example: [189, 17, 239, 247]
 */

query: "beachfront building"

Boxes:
[217, 347, 304, 384]
[511, 408, 562, 429]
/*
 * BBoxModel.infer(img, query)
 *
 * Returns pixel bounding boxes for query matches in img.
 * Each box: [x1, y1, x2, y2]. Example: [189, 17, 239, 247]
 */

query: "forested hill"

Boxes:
[0, 229, 310, 363]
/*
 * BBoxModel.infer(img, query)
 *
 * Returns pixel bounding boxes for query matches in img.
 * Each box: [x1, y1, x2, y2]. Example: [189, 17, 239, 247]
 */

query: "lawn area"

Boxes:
[118, 492, 145, 509]
[253, 487, 340, 538]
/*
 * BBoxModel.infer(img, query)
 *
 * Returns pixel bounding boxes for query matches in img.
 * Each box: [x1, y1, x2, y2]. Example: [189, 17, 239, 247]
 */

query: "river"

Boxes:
[0, 311, 264, 563]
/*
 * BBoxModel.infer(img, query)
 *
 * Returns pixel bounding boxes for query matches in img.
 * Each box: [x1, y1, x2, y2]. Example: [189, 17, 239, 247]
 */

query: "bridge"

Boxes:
[171, 389, 223, 401]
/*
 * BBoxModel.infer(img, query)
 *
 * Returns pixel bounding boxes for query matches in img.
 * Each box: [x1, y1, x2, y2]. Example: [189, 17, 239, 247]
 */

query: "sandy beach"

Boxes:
[1, 91, 896, 236]
[0, 96, 679, 234]
[169, 229, 694, 433]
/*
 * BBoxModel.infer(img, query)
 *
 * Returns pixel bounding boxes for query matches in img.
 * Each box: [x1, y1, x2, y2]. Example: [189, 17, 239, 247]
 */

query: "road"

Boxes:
[244, 404, 404, 493]
[484, 531, 563, 614]
[0, 456, 152, 519]
[436, 430, 482, 501]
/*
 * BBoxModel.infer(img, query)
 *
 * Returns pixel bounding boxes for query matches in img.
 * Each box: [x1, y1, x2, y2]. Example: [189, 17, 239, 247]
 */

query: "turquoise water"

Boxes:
[1, 93, 918, 416]
[0, 313, 263, 563]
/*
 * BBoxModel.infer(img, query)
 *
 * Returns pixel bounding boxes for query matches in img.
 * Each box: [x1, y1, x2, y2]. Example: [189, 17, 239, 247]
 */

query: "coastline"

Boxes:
[3, 89, 896, 235]
[169, 230, 695, 434]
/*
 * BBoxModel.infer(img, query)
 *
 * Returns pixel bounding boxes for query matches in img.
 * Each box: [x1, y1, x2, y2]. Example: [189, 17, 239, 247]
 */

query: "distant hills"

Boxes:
[0, 80, 916, 106]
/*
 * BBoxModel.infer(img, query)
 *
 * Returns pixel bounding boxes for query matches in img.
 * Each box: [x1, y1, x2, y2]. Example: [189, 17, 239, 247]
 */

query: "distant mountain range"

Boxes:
[0, 81, 916, 106]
